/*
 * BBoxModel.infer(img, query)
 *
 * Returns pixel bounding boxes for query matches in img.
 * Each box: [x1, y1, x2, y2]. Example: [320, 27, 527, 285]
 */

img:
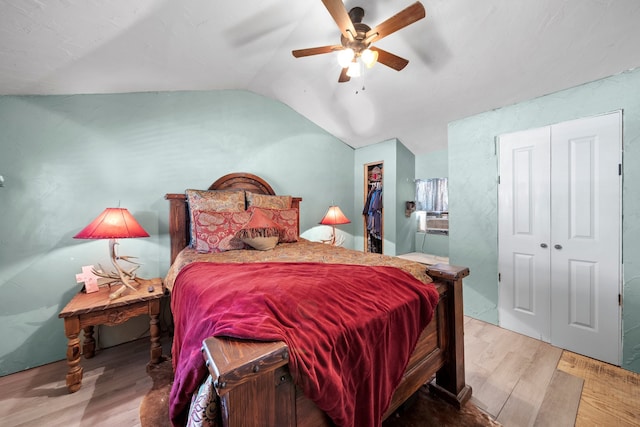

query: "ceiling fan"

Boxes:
[292, 0, 426, 82]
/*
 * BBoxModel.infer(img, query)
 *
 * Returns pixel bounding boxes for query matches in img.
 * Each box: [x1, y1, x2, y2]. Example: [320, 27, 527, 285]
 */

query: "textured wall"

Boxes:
[395, 141, 416, 256]
[416, 148, 448, 179]
[449, 67, 640, 373]
[0, 90, 354, 376]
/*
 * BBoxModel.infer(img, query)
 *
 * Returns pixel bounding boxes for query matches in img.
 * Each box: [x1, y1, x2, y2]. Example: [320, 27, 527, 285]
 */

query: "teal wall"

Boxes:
[353, 139, 415, 256]
[0, 90, 355, 376]
[416, 148, 448, 178]
[448, 67, 640, 373]
[395, 141, 416, 256]
[415, 149, 449, 256]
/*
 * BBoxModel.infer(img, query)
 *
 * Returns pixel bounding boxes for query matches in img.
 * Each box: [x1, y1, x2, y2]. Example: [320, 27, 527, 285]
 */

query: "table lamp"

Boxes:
[319, 205, 351, 245]
[74, 207, 149, 299]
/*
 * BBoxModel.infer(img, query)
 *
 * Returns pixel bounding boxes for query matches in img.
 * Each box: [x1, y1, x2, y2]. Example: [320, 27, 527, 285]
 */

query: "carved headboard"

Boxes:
[164, 173, 302, 264]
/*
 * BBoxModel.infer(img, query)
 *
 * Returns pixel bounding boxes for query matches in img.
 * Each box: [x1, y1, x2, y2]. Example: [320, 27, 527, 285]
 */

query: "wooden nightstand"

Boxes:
[58, 277, 165, 393]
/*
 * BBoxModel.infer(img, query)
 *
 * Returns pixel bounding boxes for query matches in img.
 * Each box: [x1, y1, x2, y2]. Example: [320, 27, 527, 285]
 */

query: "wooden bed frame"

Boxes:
[165, 172, 471, 426]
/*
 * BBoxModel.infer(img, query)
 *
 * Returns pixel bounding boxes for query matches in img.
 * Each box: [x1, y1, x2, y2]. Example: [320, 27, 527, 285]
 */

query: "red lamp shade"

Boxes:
[319, 206, 351, 226]
[74, 208, 149, 239]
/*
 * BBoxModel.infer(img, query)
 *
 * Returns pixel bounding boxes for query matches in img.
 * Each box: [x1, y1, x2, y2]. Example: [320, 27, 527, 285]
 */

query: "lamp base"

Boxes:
[320, 226, 339, 246]
[91, 239, 145, 300]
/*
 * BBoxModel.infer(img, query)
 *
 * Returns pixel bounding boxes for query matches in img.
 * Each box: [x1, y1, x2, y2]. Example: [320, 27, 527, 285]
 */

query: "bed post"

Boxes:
[165, 193, 188, 264]
[425, 263, 472, 408]
[202, 337, 296, 427]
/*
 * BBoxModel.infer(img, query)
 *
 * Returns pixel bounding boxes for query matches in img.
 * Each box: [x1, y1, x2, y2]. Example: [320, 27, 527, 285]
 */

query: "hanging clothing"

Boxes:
[370, 189, 382, 238]
[363, 186, 383, 240]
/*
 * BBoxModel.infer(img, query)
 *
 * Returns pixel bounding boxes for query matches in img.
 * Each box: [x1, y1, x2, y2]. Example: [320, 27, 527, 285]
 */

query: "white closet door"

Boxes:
[498, 111, 621, 365]
[549, 112, 621, 365]
[498, 126, 551, 341]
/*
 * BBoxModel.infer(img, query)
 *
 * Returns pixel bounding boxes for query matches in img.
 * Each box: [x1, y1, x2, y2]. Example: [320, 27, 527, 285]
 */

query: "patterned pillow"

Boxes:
[248, 206, 298, 243]
[246, 192, 292, 209]
[186, 189, 245, 246]
[236, 208, 282, 251]
[192, 210, 251, 252]
[241, 235, 279, 251]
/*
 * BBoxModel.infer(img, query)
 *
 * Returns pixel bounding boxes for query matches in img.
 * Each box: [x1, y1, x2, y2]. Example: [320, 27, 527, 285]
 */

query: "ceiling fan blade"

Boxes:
[292, 45, 342, 58]
[366, 2, 426, 43]
[338, 67, 350, 83]
[370, 47, 409, 71]
[321, 0, 358, 41]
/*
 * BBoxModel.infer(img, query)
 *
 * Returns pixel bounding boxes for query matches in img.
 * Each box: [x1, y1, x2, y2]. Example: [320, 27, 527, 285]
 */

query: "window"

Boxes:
[415, 178, 448, 234]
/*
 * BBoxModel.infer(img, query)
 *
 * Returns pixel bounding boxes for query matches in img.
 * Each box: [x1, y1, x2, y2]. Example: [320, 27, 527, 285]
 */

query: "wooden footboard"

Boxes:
[201, 263, 471, 427]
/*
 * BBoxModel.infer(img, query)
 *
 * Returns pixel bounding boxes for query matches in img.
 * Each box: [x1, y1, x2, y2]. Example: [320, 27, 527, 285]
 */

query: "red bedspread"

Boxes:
[169, 262, 439, 427]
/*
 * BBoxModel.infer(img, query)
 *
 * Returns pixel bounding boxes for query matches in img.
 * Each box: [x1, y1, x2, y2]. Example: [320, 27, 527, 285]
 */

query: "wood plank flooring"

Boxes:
[0, 318, 638, 426]
[465, 316, 570, 425]
[558, 350, 640, 426]
[0, 338, 165, 427]
[465, 317, 640, 427]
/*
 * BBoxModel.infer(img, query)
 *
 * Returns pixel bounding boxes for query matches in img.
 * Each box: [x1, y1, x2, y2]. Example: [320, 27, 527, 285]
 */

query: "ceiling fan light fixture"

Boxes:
[346, 60, 361, 78]
[337, 48, 355, 68]
[291, 1, 426, 83]
[361, 48, 378, 68]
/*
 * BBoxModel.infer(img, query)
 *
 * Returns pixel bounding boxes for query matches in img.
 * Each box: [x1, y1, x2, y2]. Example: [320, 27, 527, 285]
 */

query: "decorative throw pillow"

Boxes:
[241, 235, 279, 251]
[246, 192, 292, 209]
[236, 208, 282, 251]
[248, 206, 299, 243]
[186, 189, 245, 246]
[186, 189, 246, 211]
[192, 210, 251, 252]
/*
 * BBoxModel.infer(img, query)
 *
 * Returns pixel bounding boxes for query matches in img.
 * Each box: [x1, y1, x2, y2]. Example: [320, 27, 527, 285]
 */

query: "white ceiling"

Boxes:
[1, 0, 639, 154]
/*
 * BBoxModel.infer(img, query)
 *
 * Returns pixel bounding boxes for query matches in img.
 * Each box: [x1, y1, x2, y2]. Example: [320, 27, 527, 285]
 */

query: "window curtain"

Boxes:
[415, 178, 448, 213]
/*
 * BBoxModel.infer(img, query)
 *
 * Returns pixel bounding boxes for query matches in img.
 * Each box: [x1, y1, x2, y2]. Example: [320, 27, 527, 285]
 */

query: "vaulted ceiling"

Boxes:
[1, 0, 639, 154]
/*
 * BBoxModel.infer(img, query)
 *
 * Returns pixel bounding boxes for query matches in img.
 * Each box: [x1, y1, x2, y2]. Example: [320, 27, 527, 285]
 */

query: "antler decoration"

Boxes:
[91, 239, 142, 300]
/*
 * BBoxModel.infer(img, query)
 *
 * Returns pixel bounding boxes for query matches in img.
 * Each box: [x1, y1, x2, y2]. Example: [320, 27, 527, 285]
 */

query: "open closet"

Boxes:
[363, 162, 383, 253]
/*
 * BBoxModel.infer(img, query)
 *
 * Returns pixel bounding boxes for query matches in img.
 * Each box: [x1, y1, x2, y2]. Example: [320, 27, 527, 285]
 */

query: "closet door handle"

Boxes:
[540, 243, 548, 248]
[554, 244, 563, 250]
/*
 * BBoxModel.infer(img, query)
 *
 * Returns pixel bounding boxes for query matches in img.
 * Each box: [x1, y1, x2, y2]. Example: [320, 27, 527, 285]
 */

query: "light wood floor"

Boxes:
[0, 318, 638, 427]
[465, 317, 640, 426]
